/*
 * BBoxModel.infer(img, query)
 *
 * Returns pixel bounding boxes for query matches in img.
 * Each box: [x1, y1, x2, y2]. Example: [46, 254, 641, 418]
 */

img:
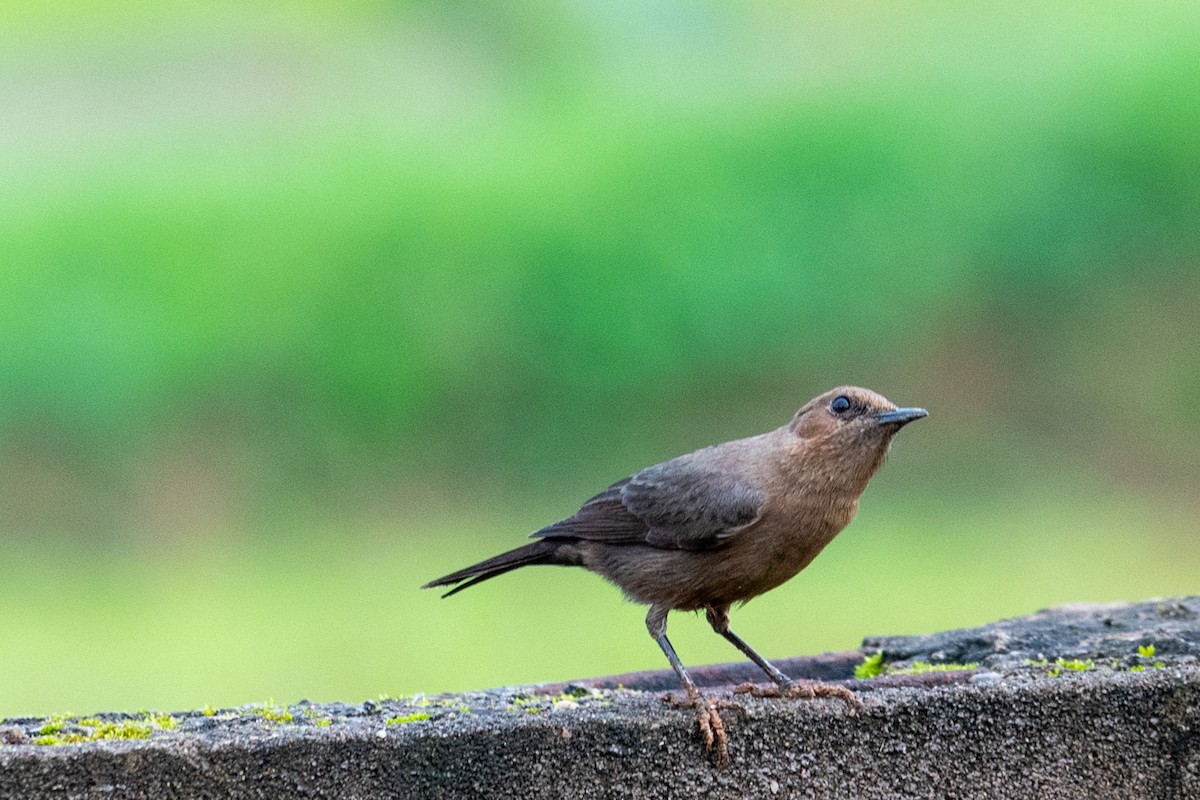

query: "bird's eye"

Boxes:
[831, 395, 852, 414]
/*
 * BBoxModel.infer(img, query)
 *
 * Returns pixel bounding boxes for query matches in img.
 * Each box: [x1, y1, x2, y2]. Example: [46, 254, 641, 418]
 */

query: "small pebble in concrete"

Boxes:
[970, 672, 1003, 686]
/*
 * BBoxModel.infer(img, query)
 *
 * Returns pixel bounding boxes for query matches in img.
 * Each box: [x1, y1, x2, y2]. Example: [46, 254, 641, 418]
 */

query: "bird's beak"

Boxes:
[875, 407, 928, 427]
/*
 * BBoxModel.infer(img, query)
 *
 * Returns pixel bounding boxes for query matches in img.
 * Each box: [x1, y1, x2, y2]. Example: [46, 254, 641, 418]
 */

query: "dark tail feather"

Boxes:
[422, 540, 564, 598]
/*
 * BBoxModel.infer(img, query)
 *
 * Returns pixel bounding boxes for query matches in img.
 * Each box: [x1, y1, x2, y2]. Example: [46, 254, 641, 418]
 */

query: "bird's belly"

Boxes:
[720, 521, 842, 602]
[583, 507, 854, 610]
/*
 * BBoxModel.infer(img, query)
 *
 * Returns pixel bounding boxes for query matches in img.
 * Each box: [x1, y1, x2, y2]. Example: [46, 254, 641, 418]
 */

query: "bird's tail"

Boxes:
[422, 540, 570, 598]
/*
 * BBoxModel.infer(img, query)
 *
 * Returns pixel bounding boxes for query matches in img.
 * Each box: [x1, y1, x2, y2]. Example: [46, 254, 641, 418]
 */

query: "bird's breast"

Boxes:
[732, 495, 859, 597]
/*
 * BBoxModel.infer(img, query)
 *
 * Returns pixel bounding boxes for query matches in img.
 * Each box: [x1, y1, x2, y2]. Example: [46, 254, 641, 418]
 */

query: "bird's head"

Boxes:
[788, 386, 927, 481]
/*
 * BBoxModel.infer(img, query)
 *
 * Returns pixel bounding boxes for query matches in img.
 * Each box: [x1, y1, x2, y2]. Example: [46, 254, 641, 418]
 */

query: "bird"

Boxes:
[424, 386, 927, 765]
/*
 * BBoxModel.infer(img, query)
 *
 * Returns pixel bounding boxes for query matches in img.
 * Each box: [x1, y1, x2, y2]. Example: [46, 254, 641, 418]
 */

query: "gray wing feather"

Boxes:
[530, 460, 764, 551]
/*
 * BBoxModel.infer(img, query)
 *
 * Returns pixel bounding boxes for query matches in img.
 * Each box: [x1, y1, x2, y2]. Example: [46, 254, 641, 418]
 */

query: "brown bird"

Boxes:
[424, 386, 926, 764]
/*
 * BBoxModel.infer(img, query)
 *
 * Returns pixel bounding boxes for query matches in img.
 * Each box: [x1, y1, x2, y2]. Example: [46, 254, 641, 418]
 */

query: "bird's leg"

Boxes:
[705, 605, 861, 710]
[705, 605, 793, 688]
[648, 605, 734, 767]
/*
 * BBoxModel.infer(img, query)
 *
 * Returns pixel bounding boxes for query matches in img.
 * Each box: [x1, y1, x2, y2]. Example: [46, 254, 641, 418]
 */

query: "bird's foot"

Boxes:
[663, 689, 742, 767]
[734, 679, 863, 712]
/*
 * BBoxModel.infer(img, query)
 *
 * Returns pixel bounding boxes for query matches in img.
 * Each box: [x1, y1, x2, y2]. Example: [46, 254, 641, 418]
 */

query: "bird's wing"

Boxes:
[530, 458, 765, 551]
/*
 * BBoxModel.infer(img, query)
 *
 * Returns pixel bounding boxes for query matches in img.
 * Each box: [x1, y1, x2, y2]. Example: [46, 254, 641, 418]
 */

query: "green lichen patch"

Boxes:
[503, 685, 620, 714]
[506, 695, 539, 713]
[144, 712, 177, 730]
[854, 652, 885, 679]
[253, 704, 295, 724]
[853, 652, 976, 679]
[36, 712, 78, 737]
[32, 735, 70, 746]
[81, 720, 154, 740]
[386, 712, 430, 725]
[1136, 643, 1166, 669]
[298, 707, 337, 727]
[28, 712, 174, 746]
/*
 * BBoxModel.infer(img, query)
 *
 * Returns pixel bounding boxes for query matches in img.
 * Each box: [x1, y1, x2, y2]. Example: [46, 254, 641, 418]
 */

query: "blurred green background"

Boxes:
[2, 1, 1199, 718]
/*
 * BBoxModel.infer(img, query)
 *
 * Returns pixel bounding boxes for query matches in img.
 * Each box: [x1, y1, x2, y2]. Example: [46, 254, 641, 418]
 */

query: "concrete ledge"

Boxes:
[4, 598, 1200, 799]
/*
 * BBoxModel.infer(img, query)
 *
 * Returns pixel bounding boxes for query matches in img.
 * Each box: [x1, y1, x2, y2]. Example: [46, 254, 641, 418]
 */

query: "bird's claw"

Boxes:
[663, 690, 742, 767]
[734, 680, 863, 712]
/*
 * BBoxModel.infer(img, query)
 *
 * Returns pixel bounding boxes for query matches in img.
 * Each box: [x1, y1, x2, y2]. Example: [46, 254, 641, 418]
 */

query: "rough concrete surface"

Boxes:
[3, 597, 1200, 799]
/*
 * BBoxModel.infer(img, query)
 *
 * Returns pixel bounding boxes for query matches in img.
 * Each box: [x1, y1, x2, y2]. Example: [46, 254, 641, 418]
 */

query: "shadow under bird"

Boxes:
[424, 386, 927, 765]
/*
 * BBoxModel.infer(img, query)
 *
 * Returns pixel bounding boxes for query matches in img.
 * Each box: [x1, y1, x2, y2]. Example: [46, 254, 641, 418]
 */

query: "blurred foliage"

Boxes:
[0, 1, 1198, 716]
